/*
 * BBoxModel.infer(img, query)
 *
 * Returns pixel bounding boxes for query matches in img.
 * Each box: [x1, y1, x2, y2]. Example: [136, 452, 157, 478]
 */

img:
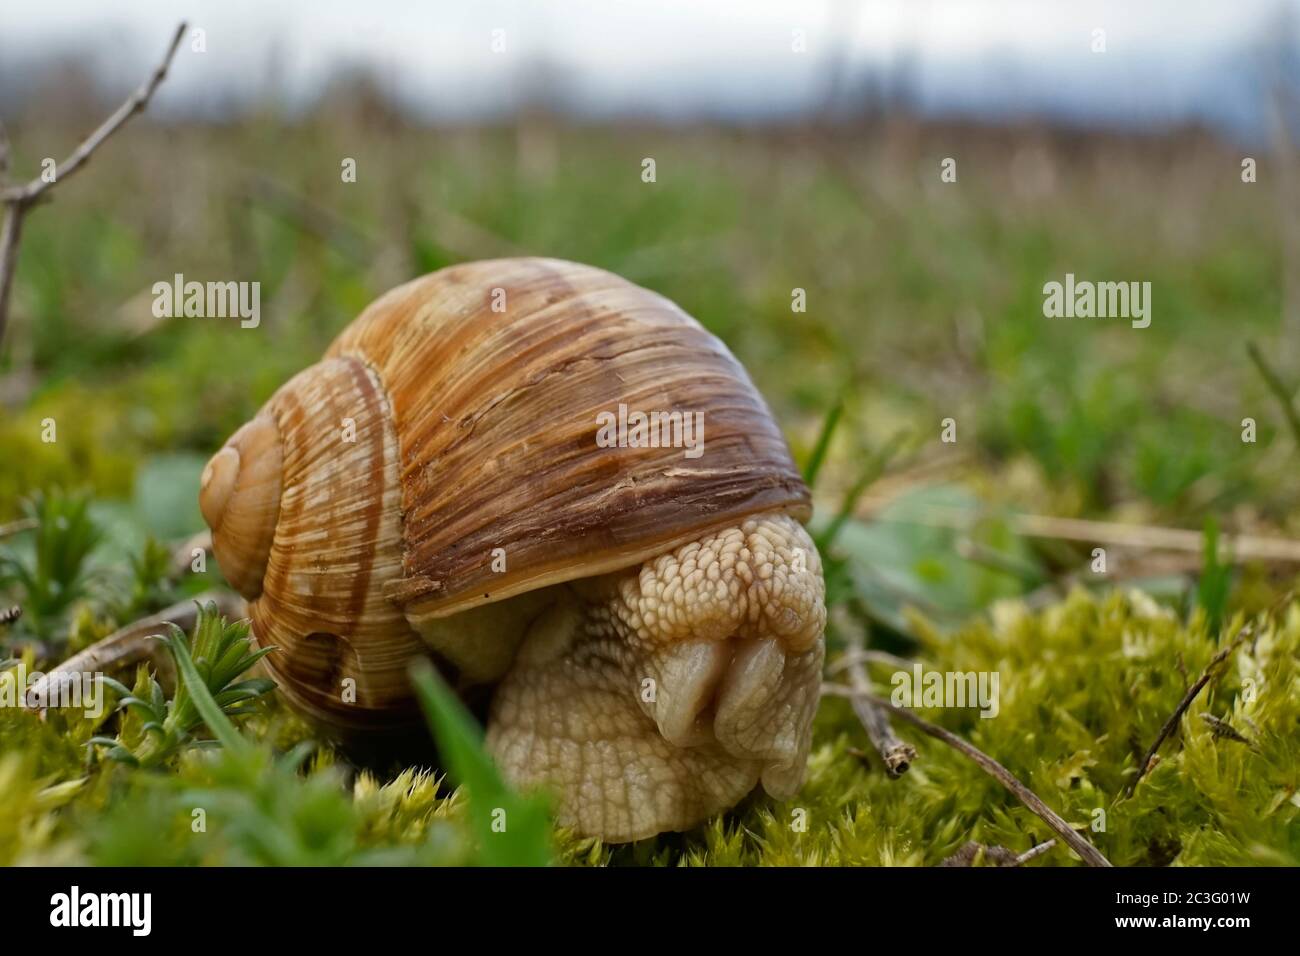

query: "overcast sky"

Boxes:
[1, 1, 1295, 139]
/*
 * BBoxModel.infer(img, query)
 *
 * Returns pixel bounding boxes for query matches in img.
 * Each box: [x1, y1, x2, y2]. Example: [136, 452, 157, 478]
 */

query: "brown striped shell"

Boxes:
[199, 258, 809, 729]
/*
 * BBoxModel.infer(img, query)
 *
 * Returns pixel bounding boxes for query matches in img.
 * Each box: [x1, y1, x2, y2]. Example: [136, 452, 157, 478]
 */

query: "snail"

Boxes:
[198, 258, 826, 842]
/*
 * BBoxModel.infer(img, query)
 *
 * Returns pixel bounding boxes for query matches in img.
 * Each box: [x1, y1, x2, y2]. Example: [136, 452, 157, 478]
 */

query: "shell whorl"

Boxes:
[207, 356, 425, 729]
[199, 414, 282, 600]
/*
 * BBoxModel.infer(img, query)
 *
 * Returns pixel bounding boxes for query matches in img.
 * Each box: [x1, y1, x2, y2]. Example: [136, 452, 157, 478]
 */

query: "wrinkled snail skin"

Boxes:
[198, 257, 828, 841]
[488, 513, 825, 842]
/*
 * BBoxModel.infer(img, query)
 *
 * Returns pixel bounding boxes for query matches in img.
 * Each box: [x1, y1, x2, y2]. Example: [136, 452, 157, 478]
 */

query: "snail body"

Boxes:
[201, 258, 826, 842]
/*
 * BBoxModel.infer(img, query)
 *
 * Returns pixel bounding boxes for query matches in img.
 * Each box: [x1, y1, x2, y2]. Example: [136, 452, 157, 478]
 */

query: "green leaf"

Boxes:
[1197, 516, 1232, 636]
[802, 399, 843, 487]
[409, 658, 552, 867]
[166, 621, 250, 757]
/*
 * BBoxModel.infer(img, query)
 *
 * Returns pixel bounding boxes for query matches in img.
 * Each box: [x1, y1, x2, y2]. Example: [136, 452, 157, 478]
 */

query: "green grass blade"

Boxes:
[168, 623, 250, 757]
[802, 399, 844, 487]
[409, 658, 552, 867]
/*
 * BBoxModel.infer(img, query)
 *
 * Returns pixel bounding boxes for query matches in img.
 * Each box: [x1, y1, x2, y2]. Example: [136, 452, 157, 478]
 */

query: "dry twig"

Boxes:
[0, 22, 187, 346]
[856, 496, 1300, 564]
[1126, 625, 1252, 795]
[1012, 838, 1058, 866]
[0, 517, 36, 539]
[822, 681, 1112, 867]
[939, 839, 1055, 867]
[25, 590, 245, 710]
[833, 611, 915, 776]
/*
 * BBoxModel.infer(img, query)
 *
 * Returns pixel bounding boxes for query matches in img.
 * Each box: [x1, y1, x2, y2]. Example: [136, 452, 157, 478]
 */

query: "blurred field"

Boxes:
[2, 108, 1293, 540]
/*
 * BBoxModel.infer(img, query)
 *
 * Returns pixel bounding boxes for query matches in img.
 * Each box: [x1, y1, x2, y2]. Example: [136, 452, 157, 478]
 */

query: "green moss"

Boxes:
[3, 571, 1297, 867]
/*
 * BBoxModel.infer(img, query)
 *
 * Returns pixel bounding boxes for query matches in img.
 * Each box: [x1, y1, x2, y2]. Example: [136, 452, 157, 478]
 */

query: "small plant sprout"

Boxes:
[0, 490, 103, 644]
[89, 601, 275, 768]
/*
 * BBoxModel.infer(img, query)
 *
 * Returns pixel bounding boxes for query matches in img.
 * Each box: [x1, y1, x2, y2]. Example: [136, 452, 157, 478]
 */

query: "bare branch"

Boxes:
[0, 23, 187, 207]
[0, 118, 10, 177]
[855, 496, 1300, 564]
[1012, 838, 1058, 866]
[0, 22, 187, 347]
[939, 839, 1055, 867]
[833, 611, 915, 777]
[25, 590, 245, 710]
[0, 516, 36, 539]
[0, 202, 25, 347]
[1125, 625, 1251, 796]
[822, 682, 1113, 867]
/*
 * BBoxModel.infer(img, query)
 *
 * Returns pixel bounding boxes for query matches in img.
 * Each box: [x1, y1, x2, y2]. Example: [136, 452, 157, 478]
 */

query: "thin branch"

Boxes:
[1013, 838, 1057, 866]
[0, 23, 187, 207]
[0, 21, 187, 347]
[0, 118, 10, 177]
[939, 838, 1054, 867]
[0, 516, 36, 539]
[1247, 340, 1300, 448]
[822, 682, 1113, 867]
[1125, 625, 1251, 796]
[855, 497, 1300, 564]
[939, 841, 1017, 867]
[0, 200, 25, 347]
[25, 590, 244, 710]
[824, 647, 916, 677]
[834, 611, 915, 776]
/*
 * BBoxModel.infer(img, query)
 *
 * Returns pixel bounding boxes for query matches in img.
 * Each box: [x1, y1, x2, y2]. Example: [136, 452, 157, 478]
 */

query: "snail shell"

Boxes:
[200, 258, 810, 731]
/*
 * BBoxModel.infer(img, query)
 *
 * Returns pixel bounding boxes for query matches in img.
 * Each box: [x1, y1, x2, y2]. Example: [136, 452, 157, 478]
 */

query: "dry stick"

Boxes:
[848, 678, 916, 778]
[0, 517, 36, 538]
[1125, 626, 1252, 796]
[0, 21, 187, 347]
[835, 614, 915, 777]
[25, 590, 244, 711]
[0, 200, 25, 347]
[940, 839, 1055, 867]
[856, 496, 1300, 564]
[1014, 838, 1057, 866]
[940, 841, 1016, 867]
[821, 682, 1113, 867]
[824, 647, 915, 677]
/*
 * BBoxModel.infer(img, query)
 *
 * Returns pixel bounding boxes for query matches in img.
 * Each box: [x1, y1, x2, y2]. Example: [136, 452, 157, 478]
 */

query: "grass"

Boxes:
[0, 111, 1297, 865]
